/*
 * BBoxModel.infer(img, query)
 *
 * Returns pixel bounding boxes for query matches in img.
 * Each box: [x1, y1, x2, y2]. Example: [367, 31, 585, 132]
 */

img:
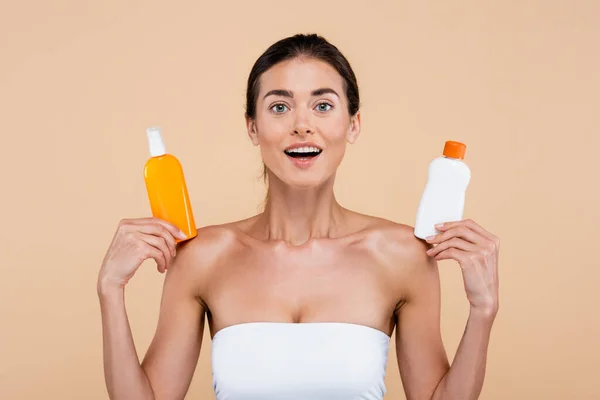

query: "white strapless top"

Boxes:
[211, 322, 390, 400]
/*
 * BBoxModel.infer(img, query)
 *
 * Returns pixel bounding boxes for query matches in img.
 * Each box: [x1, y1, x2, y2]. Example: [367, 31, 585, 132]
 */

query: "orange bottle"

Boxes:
[144, 127, 197, 243]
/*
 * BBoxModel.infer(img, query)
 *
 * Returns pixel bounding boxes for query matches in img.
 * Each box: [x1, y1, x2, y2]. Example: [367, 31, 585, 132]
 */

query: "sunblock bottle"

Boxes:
[144, 127, 197, 243]
[414, 141, 471, 240]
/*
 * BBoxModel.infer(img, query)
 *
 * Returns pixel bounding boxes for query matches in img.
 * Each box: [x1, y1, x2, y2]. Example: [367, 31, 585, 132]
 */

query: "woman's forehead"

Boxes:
[258, 58, 344, 97]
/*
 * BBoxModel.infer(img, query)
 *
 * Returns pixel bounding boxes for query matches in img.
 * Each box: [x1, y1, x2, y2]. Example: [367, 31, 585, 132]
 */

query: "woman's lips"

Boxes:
[285, 151, 322, 169]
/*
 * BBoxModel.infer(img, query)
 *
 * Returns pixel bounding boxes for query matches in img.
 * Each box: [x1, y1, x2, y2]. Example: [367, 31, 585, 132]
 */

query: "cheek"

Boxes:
[316, 122, 347, 164]
[254, 117, 288, 168]
[320, 116, 350, 144]
[256, 115, 290, 145]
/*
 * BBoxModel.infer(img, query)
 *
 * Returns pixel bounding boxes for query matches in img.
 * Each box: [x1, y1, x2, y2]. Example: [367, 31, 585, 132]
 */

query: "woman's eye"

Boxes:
[271, 104, 288, 113]
[316, 102, 333, 112]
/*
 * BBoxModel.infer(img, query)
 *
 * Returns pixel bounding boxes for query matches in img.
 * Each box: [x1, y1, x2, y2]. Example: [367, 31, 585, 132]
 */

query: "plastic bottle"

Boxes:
[414, 140, 471, 240]
[144, 127, 197, 243]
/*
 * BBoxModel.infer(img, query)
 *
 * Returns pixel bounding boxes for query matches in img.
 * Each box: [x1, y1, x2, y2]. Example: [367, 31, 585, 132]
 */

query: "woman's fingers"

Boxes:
[431, 247, 471, 264]
[137, 232, 172, 272]
[426, 237, 479, 259]
[141, 242, 168, 273]
[119, 217, 188, 272]
[125, 217, 187, 241]
[134, 223, 178, 257]
[437, 219, 499, 245]
[426, 224, 484, 246]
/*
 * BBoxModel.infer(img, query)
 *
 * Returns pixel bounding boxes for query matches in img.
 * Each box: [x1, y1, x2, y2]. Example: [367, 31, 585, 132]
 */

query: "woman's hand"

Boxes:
[97, 217, 188, 293]
[425, 219, 500, 319]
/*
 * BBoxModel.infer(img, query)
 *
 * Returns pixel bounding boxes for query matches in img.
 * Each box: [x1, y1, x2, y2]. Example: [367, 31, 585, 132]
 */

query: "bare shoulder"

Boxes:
[166, 223, 246, 302]
[348, 212, 431, 262]
[179, 224, 240, 259]
[172, 213, 269, 267]
[348, 212, 436, 289]
[347, 212, 438, 308]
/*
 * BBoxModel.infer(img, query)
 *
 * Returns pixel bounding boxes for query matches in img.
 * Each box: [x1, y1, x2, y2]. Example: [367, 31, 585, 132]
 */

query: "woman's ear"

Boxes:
[346, 111, 361, 144]
[246, 116, 260, 146]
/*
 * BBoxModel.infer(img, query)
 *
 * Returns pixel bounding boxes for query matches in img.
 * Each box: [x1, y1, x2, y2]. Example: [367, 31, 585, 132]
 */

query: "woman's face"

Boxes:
[247, 57, 361, 189]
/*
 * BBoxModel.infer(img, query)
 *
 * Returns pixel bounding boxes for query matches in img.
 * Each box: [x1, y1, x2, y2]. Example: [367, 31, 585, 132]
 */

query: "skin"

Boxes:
[98, 57, 500, 400]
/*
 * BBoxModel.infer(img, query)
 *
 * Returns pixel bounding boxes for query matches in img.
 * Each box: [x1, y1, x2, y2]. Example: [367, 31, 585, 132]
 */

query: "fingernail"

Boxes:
[426, 235, 436, 241]
[435, 224, 444, 229]
[178, 230, 187, 239]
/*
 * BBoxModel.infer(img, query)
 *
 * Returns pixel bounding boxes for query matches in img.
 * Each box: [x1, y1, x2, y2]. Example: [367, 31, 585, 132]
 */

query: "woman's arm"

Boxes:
[98, 286, 159, 400]
[394, 242, 450, 400]
[430, 309, 494, 400]
[425, 219, 500, 400]
[396, 219, 499, 400]
[98, 232, 212, 400]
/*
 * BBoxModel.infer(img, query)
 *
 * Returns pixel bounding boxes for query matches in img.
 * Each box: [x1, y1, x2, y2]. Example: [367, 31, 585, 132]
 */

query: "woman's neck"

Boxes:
[254, 176, 348, 246]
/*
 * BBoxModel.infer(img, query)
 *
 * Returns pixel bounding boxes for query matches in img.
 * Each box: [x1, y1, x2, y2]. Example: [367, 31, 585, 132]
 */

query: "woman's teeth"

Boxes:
[284, 146, 322, 157]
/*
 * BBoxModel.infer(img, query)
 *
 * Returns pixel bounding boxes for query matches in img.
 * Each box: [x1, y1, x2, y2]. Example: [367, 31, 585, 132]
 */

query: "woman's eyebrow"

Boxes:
[263, 89, 293, 99]
[263, 88, 340, 100]
[311, 88, 339, 98]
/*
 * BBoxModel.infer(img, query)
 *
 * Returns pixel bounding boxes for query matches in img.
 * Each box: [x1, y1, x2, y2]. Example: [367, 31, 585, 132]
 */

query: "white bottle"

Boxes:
[414, 141, 471, 240]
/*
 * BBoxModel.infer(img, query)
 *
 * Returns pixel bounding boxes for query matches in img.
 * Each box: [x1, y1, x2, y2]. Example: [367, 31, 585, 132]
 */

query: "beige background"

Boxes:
[1, 1, 599, 399]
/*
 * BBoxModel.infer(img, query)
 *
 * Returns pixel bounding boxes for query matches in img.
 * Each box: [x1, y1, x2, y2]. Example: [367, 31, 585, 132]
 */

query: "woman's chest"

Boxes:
[203, 242, 402, 336]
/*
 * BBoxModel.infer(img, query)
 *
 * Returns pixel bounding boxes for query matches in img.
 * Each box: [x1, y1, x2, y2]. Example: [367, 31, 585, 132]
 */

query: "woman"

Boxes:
[98, 33, 500, 400]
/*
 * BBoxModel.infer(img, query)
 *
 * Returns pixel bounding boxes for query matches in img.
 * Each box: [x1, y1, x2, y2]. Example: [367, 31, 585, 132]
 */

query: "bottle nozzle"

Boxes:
[147, 127, 166, 157]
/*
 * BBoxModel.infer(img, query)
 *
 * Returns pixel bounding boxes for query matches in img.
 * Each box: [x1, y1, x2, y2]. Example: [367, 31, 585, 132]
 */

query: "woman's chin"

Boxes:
[281, 173, 332, 190]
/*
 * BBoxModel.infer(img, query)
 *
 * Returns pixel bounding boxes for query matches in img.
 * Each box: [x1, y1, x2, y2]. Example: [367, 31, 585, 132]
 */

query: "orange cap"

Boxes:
[443, 140, 466, 159]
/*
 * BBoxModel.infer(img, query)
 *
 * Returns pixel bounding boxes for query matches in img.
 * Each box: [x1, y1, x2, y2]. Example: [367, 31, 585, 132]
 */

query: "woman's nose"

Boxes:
[292, 107, 314, 135]
[293, 126, 313, 135]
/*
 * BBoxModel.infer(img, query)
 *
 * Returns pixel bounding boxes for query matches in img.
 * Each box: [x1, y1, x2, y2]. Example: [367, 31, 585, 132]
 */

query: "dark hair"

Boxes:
[245, 33, 360, 198]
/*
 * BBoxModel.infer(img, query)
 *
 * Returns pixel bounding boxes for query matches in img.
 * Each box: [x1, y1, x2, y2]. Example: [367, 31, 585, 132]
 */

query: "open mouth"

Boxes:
[283, 146, 323, 159]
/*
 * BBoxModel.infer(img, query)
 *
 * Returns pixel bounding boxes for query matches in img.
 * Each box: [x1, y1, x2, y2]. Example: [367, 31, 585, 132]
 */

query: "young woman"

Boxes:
[98, 33, 500, 400]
